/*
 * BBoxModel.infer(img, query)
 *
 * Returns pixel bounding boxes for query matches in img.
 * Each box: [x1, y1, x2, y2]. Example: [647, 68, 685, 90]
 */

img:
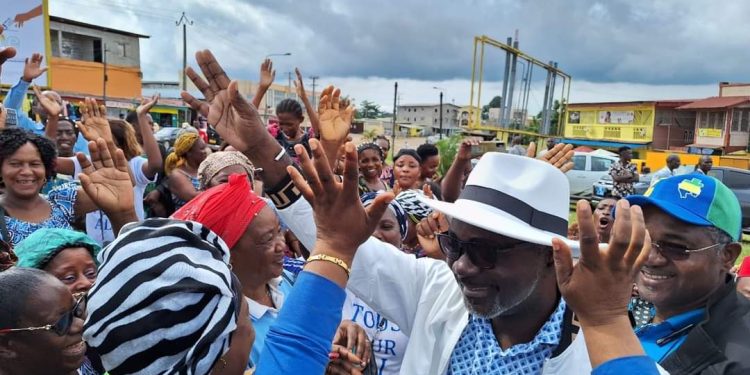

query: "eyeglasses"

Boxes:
[0, 295, 87, 336]
[437, 232, 537, 269]
[651, 242, 724, 260]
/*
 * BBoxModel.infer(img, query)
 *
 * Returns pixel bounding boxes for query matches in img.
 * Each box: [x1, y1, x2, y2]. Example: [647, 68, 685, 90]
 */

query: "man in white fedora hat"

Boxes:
[279, 150, 650, 374]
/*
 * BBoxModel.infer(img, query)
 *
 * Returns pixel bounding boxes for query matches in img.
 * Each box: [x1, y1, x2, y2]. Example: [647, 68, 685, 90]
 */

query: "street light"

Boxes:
[265, 52, 292, 58]
[433, 86, 445, 140]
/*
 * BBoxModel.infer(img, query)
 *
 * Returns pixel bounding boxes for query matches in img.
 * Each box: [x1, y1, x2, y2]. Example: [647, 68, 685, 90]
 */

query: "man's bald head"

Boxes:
[32, 90, 62, 121]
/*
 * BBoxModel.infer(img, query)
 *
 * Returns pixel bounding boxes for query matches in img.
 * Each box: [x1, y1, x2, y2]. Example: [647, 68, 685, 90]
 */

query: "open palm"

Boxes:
[137, 94, 159, 116]
[78, 139, 134, 216]
[32, 85, 61, 117]
[78, 97, 113, 143]
[318, 85, 354, 143]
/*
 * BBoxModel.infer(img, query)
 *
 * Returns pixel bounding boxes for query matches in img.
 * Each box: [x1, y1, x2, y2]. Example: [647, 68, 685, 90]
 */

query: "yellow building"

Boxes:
[562, 100, 696, 151]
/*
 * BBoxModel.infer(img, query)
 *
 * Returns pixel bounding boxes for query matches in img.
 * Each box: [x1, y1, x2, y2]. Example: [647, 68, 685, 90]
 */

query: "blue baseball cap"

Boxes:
[624, 174, 741, 241]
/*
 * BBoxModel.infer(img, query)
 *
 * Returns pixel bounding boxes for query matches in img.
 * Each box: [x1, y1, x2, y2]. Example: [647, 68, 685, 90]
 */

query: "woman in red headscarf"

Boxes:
[172, 174, 371, 370]
[172, 174, 287, 367]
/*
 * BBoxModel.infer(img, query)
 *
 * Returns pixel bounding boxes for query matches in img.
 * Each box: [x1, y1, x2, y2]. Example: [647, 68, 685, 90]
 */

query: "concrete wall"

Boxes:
[50, 20, 142, 68]
[652, 109, 696, 150]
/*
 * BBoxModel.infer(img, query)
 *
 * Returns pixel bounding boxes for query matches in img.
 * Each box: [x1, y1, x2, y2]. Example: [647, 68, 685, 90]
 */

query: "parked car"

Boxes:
[154, 127, 181, 151]
[565, 152, 619, 198]
[592, 174, 651, 198]
[592, 165, 694, 199]
[707, 167, 750, 230]
[592, 166, 750, 231]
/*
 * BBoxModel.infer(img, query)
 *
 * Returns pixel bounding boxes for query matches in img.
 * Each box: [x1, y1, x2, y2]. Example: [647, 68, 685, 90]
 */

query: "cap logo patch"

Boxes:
[678, 178, 704, 199]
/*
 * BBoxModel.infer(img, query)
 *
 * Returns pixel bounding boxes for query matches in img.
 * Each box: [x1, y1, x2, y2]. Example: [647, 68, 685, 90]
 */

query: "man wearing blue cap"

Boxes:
[625, 174, 750, 374]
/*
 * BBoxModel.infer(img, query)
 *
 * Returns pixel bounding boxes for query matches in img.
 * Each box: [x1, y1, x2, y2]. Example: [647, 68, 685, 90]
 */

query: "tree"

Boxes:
[481, 96, 502, 120]
[534, 99, 566, 135]
[356, 100, 382, 119]
[362, 128, 379, 142]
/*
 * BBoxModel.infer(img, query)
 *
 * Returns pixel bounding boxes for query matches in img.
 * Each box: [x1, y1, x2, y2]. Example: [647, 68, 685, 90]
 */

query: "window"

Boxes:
[722, 170, 750, 189]
[699, 112, 708, 128]
[742, 109, 750, 132]
[572, 155, 586, 171]
[434, 108, 438, 113]
[117, 42, 127, 58]
[591, 157, 613, 172]
[732, 109, 741, 132]
[709, 111, 725, 129]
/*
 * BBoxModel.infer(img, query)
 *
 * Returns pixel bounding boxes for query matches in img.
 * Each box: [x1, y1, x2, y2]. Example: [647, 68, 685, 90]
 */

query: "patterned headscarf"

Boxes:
[165, 132, 200, 175]
[172, 173, 267, 249]
[361, 192, 408, 240]
[14, 228, 101, 269]
[83, 219, 239, 375]
[197, 151, 255, 190]
[395, 189, 434, 225]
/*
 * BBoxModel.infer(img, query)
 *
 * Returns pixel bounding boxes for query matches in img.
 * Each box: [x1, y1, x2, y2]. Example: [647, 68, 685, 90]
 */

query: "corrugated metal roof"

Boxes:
[677, 96, 750, 110]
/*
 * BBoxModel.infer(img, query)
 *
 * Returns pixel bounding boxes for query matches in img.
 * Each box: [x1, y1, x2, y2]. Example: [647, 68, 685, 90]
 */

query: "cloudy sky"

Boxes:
[50, 0, 749, 111]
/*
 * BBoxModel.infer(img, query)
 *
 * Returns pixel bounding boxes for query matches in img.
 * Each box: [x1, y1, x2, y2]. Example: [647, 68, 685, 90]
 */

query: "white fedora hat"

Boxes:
[418, 152, 582, 254]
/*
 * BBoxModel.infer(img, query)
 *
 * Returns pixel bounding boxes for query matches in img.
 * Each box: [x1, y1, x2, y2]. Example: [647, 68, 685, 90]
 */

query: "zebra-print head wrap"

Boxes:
[83, 219, 240, 374]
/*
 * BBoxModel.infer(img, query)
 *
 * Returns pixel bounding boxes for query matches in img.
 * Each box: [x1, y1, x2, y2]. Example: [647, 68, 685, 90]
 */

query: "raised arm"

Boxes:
[441, 138, 479, 202]
[294, 68, 320, 136]
[252, 58, 275, 110]
[181, 50, 293, 191]
[317, 85, 355, 169]
[75, 139, 138, 233]
[256, 139, 390, 374]
[32, 85, 62, 140]
[136, 94, 164, 179]
[552, 200, 656, 371]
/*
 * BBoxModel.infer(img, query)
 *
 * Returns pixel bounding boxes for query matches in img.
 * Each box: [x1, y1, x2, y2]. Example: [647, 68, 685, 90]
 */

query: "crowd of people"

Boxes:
[0, 44, 749, 375]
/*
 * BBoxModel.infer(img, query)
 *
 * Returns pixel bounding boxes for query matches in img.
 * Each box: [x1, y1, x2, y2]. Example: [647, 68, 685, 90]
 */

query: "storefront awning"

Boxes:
[560, 139, 651, 149]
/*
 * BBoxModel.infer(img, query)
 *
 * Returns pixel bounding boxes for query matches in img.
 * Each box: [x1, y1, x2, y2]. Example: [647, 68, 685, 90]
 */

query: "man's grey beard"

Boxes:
[462, 265, 543, 319]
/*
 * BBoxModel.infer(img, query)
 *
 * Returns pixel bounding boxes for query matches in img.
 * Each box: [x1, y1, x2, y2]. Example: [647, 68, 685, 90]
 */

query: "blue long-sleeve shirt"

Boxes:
[3, 78, 89, 154]
[592, 356, 660, 375]
[256, 271, 346, 375]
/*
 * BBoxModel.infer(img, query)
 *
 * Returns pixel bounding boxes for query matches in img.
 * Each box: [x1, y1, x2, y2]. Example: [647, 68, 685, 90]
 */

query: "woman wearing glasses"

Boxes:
[0, 267, 88, 375]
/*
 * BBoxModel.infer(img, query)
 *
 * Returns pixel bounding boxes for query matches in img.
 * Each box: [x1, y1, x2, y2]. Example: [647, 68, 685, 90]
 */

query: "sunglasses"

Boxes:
[0, 295, 87, 336]
[437, 232, 538, 269]
[651, 241, 724, 261]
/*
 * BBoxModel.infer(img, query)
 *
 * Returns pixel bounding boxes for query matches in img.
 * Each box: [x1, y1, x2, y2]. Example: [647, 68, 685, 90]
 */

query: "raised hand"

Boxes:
[0, 47, 17, 78]
[259, 58, 275, 88]
[0, 104, 6, 130]
[288, 139, 392, 257]
[538, 142, 575, 173]
[137, 94, 159, 117]
[417, 211, 450, 260]
[294, 67, 320, 135]
[78, 98, 113, 144]
[182, 50, 265, 153]
[32, 85, 62, 117]
[318, 86, 354, 144]
[77, 138, 136, 221]
[22, 53, 47, 82]
[552, 199, 650, 326]
[456, 138, 481, 161]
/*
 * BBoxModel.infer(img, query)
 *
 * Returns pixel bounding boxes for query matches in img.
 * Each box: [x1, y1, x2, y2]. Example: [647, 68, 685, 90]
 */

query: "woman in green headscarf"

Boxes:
[14, 228, 101, 298]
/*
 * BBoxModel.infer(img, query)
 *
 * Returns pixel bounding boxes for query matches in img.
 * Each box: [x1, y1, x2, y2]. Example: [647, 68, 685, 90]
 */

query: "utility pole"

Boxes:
[176, 12, 193, 91]
[103, 42, 108, 104]
[310, 75, 320, 109]
[392, 82, 398, 159]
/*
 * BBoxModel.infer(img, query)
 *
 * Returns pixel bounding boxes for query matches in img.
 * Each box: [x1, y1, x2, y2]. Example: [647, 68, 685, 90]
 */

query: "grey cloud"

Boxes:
[52, 0, 750, 86]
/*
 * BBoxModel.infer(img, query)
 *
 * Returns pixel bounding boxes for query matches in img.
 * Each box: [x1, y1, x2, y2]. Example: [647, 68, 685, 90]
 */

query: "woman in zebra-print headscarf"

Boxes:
[82, 219, 255, 374]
